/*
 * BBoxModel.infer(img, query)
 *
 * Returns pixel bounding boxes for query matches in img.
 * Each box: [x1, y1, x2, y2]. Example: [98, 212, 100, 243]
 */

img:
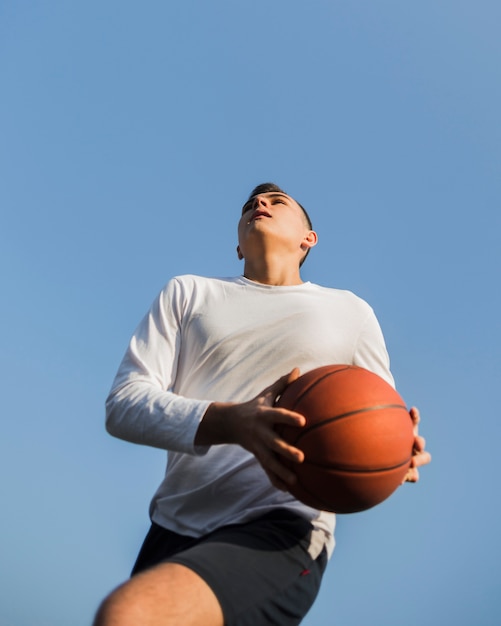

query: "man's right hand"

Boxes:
[195, 369, 306, 491]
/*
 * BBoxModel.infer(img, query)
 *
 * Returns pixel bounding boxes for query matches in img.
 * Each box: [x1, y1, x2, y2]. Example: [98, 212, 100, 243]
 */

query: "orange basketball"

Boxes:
[276, 364, 414, 513]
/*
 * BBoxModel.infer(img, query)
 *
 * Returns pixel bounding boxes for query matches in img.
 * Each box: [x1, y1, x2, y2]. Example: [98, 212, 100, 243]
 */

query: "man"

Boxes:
[94, 183, 430, 626]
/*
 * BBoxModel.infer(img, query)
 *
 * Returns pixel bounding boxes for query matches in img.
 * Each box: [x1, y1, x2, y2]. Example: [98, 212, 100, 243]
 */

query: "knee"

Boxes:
[93, 584, 144, 626]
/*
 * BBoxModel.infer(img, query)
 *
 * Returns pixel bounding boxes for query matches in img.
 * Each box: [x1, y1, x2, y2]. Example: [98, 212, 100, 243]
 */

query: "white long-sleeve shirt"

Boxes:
[106, 275, 394, 556]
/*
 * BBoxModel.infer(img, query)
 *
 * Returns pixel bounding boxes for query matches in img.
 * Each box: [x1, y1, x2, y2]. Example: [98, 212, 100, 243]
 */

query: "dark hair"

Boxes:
[245, 183, 313, 229]
[244, 182, 313, 266]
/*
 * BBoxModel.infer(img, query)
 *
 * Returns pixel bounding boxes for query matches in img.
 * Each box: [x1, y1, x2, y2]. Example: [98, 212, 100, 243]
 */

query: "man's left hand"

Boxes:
[403, 407, 432, 483]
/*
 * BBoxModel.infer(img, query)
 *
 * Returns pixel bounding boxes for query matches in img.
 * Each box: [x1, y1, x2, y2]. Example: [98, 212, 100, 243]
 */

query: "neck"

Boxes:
[242, 258, 303, 286]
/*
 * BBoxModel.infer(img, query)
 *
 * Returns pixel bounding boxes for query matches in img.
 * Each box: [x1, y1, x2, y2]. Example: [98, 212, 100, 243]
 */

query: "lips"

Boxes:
[251, 210, 271, 220]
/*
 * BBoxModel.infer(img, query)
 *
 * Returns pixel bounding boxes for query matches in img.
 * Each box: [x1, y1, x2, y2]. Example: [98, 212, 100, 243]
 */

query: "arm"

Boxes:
[106, 279, 306, 474]
[352, 308, 395, 386]
[105, 280, 211, 454]
[353, 309, 431, 482]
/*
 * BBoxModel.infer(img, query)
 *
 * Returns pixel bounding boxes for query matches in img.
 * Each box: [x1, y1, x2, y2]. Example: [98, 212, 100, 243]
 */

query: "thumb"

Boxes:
[266, 367, 301, 400]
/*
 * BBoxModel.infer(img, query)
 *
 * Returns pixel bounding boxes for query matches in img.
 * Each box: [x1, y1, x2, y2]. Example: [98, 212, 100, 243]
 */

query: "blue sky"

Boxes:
[1, 2, 500, 624]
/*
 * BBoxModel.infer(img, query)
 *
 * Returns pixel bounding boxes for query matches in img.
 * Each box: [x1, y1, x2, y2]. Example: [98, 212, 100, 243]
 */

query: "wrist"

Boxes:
[195, 402, 236, 446]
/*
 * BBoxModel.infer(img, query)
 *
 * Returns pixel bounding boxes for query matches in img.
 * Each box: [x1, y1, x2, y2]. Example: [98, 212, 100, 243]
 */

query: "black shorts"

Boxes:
[131, 509, 328, 626]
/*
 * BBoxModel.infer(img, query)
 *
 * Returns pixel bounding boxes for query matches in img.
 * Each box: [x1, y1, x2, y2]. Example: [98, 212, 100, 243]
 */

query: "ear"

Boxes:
[237, 245, 244, 260]
[301, 230, 318, 252]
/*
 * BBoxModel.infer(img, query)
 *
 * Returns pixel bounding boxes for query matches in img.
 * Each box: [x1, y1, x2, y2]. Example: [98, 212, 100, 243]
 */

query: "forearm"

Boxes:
[106, 381, 211, 453]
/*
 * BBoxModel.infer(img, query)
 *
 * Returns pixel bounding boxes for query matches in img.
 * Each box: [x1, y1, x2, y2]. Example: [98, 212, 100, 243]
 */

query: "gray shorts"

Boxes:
[131, 509, 328, 626]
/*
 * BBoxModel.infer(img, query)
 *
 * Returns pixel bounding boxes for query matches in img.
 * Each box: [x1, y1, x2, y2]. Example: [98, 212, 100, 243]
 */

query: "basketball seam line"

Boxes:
[295, 403, 409, 444]
[291, 366, 352, 408]
[303, 456, 413, 473]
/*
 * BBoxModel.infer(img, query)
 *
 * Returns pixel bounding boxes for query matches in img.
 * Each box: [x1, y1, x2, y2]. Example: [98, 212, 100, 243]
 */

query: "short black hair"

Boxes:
[243, 182, 314, 266]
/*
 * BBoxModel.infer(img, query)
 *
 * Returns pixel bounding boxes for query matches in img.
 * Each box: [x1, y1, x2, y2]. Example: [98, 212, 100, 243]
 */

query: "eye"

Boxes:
[241, 201, 252, 215]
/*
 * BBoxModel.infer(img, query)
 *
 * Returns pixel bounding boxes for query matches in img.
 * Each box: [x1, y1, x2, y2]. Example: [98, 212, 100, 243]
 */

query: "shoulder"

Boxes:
[164, 274, 240, 291]
[307, 282, 374, 312]
[158, 275, 242, 303]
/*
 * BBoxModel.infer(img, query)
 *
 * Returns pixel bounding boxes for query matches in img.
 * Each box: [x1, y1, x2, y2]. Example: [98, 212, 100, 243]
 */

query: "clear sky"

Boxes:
[1, 2, 500, 625]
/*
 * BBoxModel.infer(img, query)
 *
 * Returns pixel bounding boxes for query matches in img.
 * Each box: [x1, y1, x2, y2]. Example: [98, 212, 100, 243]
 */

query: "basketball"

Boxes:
[276, 364, 414, 513]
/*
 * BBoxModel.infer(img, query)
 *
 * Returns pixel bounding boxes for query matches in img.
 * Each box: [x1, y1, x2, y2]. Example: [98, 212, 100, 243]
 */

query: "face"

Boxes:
[237, 192, 317, 262]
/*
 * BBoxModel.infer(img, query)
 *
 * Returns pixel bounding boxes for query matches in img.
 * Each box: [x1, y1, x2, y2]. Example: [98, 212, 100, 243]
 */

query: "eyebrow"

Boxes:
[241, 193, 291, 214]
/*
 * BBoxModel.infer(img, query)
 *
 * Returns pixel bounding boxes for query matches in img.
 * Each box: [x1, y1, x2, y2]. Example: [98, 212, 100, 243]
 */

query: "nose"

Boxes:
[252, 195, 268, 209]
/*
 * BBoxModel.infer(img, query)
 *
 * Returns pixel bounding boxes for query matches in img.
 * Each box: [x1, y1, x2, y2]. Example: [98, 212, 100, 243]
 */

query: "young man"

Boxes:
[94, 183, 430, 626]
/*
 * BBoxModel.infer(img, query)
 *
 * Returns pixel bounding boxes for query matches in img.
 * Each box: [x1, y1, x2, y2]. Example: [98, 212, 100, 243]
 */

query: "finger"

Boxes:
[409, 406, 420, 430]
[413, 435, 426, 453]
[266, 469, 294, 492]
[411, 450, 432, 468]
[268, 406, 306, 428]
[266, 368, 301, 401]
[402, 467, 419, 483]
[254, 445, 299, 489]
[266, 461, 298, 490]
[272, 436, 305, 463]
[256, 411, 305, 462]
[284, 367, 301, 385]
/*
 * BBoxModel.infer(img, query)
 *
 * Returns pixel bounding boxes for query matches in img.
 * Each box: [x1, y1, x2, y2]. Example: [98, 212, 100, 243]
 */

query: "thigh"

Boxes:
[95, 561, 224, 626]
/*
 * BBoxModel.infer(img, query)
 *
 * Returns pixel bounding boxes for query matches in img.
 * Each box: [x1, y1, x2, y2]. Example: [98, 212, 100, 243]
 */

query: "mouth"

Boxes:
[250, 210, 272, 221]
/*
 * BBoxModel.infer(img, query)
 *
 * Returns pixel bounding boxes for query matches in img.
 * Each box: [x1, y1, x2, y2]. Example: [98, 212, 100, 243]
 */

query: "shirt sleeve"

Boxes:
[352, 308, 395, 388]
[105, 278, 211, 454]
